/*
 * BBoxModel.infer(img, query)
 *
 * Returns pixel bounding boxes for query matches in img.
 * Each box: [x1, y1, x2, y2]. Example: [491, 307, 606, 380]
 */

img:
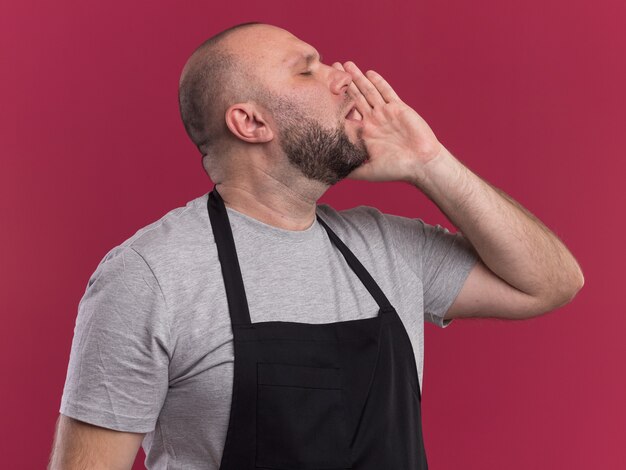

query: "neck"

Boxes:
[214, 177, 329, 232]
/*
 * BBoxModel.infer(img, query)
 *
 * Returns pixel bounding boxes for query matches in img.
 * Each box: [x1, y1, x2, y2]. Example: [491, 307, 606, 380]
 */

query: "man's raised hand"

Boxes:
[333, 61, 445, 184]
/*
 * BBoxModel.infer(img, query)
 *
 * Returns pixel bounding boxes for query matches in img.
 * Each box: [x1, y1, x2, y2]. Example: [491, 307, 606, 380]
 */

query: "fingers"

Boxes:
[343, 61, 390, 109]
[334, 61, 400, 110]
[332, 62, 372, 118]
[361, 69, 400, 104]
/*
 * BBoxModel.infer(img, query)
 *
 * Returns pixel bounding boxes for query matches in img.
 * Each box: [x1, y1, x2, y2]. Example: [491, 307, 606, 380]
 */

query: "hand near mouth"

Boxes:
[332, 61, 445, 185]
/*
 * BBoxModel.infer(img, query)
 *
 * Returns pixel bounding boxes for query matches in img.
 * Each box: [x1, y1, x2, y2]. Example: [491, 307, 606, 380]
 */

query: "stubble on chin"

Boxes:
[278, 114, 369, 186]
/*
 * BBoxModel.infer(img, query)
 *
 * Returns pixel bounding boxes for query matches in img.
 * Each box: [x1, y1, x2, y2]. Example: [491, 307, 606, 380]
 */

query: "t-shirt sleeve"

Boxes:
[383, 212, 480, 328]
[59, 246, 171, 433]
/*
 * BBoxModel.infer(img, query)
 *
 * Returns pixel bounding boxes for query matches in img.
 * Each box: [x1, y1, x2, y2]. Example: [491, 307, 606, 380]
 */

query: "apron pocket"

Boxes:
[256, 362, 352, 469]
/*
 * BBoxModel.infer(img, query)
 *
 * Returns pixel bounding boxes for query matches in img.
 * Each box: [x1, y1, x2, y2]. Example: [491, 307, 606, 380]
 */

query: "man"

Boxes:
[49, 21, 584, 470]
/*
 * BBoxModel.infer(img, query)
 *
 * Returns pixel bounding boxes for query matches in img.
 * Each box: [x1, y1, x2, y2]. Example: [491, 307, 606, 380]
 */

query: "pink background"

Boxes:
[2, 0, 624, 468]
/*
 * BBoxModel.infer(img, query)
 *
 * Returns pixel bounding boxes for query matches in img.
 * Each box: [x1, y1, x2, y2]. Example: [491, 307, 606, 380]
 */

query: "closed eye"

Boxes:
[300, 71, 313, 76]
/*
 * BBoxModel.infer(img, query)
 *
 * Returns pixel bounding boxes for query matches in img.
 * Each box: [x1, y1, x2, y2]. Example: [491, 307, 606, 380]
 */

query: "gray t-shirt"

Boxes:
[59, 191, 479, 469]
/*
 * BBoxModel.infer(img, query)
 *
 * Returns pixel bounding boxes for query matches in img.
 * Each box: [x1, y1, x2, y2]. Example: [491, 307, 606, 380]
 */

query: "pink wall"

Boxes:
[2, 0, 623, 468]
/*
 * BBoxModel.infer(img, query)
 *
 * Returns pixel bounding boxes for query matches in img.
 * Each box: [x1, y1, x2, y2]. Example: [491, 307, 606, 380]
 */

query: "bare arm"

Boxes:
[334, 61, 583, 320]
[48, 414, 145, 470]
[417, 146, 584, 320]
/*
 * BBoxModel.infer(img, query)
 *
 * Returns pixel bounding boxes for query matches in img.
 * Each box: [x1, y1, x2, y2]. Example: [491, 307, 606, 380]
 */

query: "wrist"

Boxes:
[409, 145, 456, 188]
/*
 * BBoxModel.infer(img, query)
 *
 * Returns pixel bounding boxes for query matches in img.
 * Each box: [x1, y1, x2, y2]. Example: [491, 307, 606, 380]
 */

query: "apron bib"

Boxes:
[208, 185, 428, 469]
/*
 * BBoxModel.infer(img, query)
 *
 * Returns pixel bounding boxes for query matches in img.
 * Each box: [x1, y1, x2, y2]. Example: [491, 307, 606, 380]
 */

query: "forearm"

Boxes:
[412, 145, 584, 304]
[48, 415, 142, 470]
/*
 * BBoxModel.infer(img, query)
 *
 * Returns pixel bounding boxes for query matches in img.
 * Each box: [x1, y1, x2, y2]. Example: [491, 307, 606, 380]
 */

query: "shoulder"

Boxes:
[120, 193, 209, 256]
[316, 203, 390, 235]
[315, 203, 403, 271]
[105, 192, 209, 262]
[88, 192, 213, 301]
[316, 203, 428, 250]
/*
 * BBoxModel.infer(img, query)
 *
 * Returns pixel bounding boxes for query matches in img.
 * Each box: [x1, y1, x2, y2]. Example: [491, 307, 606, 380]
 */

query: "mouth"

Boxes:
[345, 105, 363, 121]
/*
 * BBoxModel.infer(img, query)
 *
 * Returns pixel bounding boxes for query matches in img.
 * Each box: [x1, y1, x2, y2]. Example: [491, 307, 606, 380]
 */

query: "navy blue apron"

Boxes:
[208, 185, 428, 469]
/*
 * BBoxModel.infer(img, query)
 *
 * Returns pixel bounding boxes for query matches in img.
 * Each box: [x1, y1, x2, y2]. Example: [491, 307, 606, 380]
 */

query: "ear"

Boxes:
[224, 103, 274, 144]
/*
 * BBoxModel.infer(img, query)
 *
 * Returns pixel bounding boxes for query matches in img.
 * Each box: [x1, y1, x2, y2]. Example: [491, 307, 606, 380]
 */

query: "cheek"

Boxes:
[286, 87, 340, 126]
[306, 88, 337, 116]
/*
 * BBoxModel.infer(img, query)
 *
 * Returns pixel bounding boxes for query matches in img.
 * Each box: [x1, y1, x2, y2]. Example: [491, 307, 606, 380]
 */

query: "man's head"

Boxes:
[178, 22, 369, 187]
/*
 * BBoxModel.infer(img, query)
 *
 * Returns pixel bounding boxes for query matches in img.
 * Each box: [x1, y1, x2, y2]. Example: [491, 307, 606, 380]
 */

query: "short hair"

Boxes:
[178, 21, 265, 160]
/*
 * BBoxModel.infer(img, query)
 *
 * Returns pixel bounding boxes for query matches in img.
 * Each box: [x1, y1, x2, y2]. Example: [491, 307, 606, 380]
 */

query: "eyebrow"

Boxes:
[289, 51, 323, 68]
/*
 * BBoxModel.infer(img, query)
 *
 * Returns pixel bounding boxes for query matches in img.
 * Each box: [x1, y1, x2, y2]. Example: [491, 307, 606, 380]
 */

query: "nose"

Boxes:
[329, 66, 352, 96]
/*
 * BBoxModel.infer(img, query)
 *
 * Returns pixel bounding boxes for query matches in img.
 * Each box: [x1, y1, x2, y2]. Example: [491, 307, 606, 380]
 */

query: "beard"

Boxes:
[269, 96, 370, 186]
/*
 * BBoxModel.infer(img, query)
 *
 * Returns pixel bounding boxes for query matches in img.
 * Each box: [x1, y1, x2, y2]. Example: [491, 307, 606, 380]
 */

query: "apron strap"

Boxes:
[207, 184, 394, 326]
[208, 185, 253, 326]
[315, 214, 393, 311]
